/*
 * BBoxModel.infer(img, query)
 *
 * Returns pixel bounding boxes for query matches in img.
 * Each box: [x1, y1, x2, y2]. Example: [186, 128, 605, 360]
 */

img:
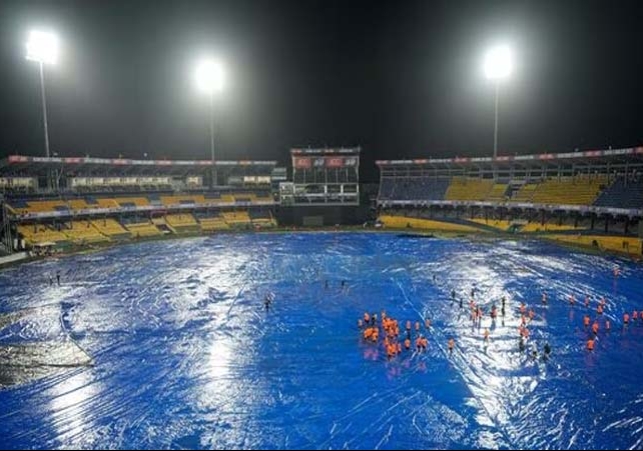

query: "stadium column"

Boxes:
[1, 201, 12, 254]
[210, 90, 217, 187]
[39, 62, 51, 159]
[493, 81, 499, 159]
[39, 62, 55, 192]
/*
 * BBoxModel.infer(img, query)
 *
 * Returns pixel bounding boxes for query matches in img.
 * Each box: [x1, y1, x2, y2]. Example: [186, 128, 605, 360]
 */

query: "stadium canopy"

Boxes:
[376, 146, 643, 170]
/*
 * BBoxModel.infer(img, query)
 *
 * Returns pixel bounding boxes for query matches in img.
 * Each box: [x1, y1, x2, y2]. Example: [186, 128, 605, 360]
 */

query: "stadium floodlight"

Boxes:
[483, 45, 512, 81]
[26, 30, 59, 159]
[194, 59, 225, 187]
[483, 45, 513, 159]
[26, 30, 59, 65]
[195, 59, 225, 94]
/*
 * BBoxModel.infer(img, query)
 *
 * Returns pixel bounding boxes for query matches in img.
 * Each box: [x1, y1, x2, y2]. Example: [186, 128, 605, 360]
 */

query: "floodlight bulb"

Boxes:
[195, 59, 225, 94]
[26, 30, 59, 65]
[484, 45, 512, 80]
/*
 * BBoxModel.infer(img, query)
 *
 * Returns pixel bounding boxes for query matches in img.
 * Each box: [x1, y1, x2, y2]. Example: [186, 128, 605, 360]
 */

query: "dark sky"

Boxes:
[1, 0, 642, 181]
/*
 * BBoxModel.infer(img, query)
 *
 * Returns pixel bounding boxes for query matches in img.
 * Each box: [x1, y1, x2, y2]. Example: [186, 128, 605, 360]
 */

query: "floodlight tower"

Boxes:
[26, 30, 59, 158]
[194, 59, 225, 186]
[483, 45, 513, 158]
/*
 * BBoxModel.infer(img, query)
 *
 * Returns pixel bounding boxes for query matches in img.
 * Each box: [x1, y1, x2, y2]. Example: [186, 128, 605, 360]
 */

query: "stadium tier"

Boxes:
[6, 191, 278, 217]
[2, 146, 643, 254]
[378, 175, 617, 206]
[0, 155, 283, 249]
[377, 146, 643, 214]
[375, 146, 643, 250]
[13, 209, 277, 246]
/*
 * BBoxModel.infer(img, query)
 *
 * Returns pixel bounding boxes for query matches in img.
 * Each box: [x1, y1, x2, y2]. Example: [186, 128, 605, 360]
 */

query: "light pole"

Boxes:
[195, 59, 225, 187]
[26, 30, 59, 158]
[483, 45, 513, 158]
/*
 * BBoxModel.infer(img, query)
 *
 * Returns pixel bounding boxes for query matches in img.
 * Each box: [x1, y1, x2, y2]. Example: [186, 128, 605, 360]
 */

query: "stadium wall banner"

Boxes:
[326, 157, 344, 168]
[291, 148, 360, 155]
[7, 154, 278, 167]
[294, 157, 312, 169]
[69, 176, 171, 187]
[0, 177, 36, 188]
[186, 176, 203, 186]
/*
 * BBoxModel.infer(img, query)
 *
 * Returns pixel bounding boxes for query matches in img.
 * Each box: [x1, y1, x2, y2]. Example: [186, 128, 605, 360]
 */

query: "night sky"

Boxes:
[1, 0, 642, 180]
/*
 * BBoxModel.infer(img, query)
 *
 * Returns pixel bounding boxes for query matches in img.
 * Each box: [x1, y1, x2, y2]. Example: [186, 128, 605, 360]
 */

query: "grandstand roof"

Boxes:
[376, 146, 643, 169]
[0, 155, 277, 176]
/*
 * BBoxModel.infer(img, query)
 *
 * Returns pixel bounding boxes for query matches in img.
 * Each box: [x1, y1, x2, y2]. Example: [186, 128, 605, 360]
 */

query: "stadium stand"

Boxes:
[195, 212, 230, 231]
[221, 211, 252, 228]
[17, 224, 69, 245]
[531, 176, 608, 205]
[378, 177, 450, 201]
[121, 218, 162, 238]
[64, 220, 109, 244]
[113, 197, 150, 208]
[593, 177, 643, 209]
[510, 183, 538, 203]
[160, 195, 205, 207]
[90, 218, 131, 239]
[165, 213, 200, 233]
[444, 177, 494, 201]
[249, 209, 277, 227]
[485, 183, 509, 202]
[375, 147, 643, 257]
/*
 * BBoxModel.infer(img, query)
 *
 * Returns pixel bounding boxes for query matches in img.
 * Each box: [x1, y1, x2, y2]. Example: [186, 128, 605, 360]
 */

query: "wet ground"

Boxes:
[0, 232, 642, 449]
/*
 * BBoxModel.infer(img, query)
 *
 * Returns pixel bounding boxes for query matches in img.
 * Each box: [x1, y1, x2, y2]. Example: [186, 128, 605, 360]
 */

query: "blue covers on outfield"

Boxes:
[0, 233, 641, 449]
